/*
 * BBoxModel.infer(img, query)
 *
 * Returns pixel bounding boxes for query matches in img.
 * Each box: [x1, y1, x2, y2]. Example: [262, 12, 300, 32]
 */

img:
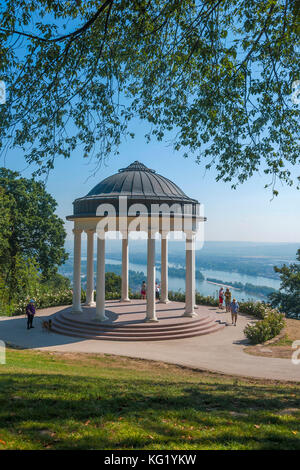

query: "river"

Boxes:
[105, 258, 281, 302]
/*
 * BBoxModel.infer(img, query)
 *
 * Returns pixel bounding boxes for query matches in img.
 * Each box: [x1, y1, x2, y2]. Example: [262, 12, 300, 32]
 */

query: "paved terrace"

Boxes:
[0, 301, 299, 382]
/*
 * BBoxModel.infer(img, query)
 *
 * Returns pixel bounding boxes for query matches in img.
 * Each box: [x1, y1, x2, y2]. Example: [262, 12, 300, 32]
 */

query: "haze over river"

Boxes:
[105, 258, 281, 302]
[60, 241, 298, 302]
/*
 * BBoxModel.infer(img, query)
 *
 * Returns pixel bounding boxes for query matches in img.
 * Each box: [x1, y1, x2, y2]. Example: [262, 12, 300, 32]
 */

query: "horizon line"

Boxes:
[63, 237, 300, 244]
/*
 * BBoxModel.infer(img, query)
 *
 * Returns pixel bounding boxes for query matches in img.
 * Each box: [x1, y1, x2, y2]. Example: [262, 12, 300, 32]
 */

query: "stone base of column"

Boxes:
[120, 298, 131, 303]
[95, 311, 108, 322]
[183, 311, 198, 318]
[72, 305, 83, 314]
[85, 290, 95, 307]
[145, 317, 159, 322]
[159, 299, 170, 304]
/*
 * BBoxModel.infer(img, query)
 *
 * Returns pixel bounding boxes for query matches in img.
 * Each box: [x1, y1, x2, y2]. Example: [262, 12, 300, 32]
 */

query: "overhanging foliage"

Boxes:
[0, 0, 299, 192]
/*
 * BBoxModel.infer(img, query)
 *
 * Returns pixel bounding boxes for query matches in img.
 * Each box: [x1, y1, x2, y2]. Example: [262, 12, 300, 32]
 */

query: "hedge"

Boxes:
[244, 310, 285, 344]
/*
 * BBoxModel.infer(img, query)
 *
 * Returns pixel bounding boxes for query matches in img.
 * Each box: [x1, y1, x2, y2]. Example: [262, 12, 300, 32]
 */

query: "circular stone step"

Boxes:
[57, 311, 213, 332]
[53, 316, 219, 338]
[50, 300, 225, 342]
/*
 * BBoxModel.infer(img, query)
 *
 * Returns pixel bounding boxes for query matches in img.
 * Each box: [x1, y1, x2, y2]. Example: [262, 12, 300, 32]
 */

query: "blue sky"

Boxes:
[3, 116, 300, 244]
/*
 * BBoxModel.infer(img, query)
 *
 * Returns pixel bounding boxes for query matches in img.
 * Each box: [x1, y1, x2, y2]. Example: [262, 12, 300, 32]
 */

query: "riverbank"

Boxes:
[207, 280, 241, 290]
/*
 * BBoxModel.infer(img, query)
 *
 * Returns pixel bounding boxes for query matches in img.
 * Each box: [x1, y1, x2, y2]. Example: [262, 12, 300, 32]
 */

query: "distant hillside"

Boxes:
[62, 240, 299, 281]
[206, 278, 276, 297]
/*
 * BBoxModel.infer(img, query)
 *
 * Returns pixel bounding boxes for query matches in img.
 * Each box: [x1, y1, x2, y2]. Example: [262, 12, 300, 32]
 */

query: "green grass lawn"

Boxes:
[0, 348, 299, 450]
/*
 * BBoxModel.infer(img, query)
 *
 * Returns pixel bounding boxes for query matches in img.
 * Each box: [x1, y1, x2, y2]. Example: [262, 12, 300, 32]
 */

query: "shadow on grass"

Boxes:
[0, 371, 299, 449]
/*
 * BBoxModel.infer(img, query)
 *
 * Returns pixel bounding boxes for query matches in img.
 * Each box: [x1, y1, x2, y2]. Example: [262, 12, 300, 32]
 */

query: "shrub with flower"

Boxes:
[238, 300, 270, 319]
[243, 309, 285, 344]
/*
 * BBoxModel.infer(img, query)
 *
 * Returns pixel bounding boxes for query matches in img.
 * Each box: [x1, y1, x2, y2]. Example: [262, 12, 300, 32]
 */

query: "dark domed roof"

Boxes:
[87, 161, 191, 201]
[71, 161, 200, 218]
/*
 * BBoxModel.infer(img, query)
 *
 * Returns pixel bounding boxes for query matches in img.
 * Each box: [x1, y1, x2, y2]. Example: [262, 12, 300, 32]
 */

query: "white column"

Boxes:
[160, 235, 169, 303]
[85, 230, 95, 306]
[146, 233, 158, 321]
[72, 228, 82, 313]
[96, 236, 107, 321]
[184, 232, 197, 317]
[121, 236, 130, 302]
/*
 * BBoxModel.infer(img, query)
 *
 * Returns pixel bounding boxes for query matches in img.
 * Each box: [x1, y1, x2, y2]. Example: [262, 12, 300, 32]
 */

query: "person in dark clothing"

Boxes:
[156, 282, 161, 300]
[26, 299, 36, 330]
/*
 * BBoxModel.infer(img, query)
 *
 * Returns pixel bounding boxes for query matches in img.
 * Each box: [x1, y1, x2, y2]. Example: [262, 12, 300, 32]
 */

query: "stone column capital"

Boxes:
[161, 231, 169, 239]
[85, 229, 95, 235]
[120, 230, 129, 239]
[148, 229, 158, 240]
[73, 228, 83, 235]
[184, 230, 196, 239]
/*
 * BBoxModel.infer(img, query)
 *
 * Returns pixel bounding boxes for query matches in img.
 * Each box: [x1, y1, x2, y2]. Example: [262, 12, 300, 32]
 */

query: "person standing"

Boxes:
[230, 298, 239, 326]
[219, 287, 224, 309]
[225, 288, 232, 312]
[155, 282, 160, 300]
[26, 299, 36, 330]
[141, 281, 146, 300]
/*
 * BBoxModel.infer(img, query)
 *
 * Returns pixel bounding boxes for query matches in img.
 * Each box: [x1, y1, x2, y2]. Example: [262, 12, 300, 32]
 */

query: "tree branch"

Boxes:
[0, 0, 114, 43]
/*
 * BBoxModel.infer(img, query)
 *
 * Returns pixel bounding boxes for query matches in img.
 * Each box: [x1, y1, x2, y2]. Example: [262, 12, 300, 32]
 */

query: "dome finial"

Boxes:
[118, 161, 156, 173]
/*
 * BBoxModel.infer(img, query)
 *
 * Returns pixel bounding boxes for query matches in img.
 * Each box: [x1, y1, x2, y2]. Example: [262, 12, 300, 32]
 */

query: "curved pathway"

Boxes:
[1, 302, 299, 382]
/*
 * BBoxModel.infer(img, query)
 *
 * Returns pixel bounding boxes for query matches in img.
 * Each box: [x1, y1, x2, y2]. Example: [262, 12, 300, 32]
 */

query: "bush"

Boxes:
[167, 290, 218, 307]
[8, 289, 74, 316]
[244, 311, 285, 344]
[105, 291, 123, 300]
[239, 300, 269, 319]
[196, 293, 218, 307]
[168, 291, 185, 302]
[240, 301, 286, 344]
